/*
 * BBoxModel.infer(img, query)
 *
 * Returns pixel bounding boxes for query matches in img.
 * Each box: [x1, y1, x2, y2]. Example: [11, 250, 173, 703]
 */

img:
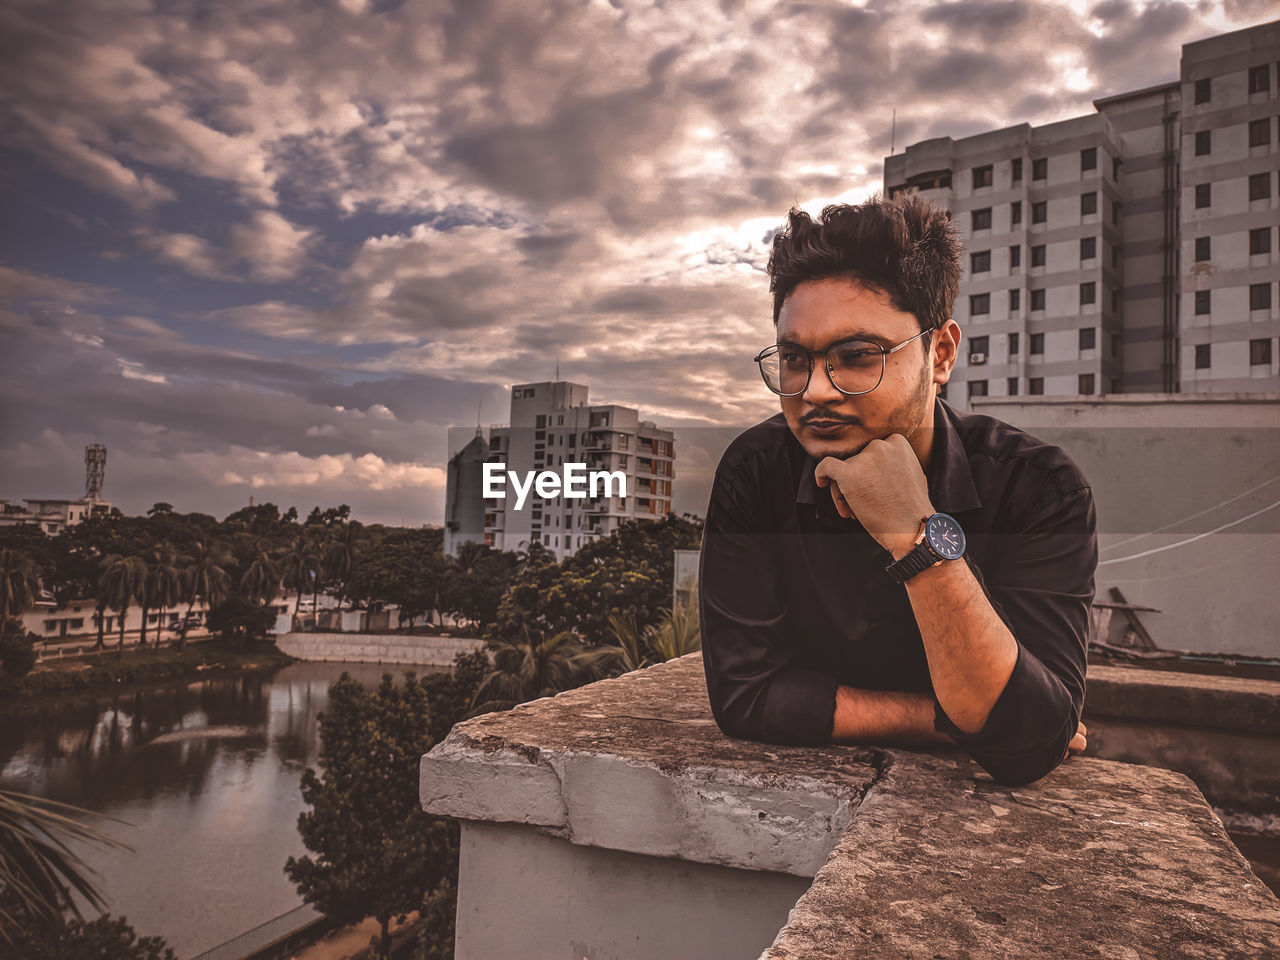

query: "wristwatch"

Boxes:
[884, 512, 967, 583]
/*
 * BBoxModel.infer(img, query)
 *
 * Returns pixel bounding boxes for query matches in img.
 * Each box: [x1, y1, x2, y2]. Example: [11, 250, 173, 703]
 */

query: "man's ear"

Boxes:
[931, 320, 962, 385]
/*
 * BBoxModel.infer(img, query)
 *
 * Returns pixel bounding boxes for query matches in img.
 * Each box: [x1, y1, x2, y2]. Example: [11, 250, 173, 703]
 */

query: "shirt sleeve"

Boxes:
[699, 459, 840, 746]
[932, 479, 1098, 787]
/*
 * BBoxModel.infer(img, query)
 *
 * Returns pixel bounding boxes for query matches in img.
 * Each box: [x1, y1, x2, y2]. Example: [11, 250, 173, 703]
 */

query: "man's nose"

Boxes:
[801, 357, 844, 405]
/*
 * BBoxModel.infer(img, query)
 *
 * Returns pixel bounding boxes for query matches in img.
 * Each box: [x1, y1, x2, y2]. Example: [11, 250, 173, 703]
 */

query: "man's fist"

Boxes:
[1064, 720, 1087, 759]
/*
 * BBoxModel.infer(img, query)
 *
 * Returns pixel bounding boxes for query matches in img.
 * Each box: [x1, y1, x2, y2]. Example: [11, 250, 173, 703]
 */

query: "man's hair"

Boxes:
[766, 192, 962, 342]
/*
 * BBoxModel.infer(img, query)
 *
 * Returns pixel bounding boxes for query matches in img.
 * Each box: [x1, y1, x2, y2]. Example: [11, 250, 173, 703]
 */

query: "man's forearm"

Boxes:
[902, 555, 1018, 734]
[830, 685, 956, 745]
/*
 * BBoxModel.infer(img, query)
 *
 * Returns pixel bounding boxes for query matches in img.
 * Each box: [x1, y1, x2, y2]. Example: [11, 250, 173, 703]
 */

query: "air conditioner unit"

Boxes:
[969, 352, 987, 365]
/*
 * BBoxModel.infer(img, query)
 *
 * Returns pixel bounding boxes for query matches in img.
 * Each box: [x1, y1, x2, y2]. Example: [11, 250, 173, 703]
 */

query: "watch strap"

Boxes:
[884, 540, 938, 583]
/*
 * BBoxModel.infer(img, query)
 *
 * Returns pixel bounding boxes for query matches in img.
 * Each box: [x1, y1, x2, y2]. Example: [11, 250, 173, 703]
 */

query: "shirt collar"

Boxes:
[793, 397, 982, 520]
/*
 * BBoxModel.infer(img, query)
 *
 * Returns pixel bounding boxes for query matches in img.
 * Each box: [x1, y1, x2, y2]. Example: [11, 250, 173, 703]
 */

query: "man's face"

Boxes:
[775, 277, 937, 462]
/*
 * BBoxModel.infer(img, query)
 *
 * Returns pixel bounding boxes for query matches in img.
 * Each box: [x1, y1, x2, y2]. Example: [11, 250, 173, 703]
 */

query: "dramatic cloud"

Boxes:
[0, 0, 1270, 523]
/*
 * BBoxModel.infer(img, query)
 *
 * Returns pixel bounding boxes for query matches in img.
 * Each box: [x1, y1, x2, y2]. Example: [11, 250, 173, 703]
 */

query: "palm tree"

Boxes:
[280, 536, 323, 622]
[323, 525, 361, 611]
[645, 590, 702, 663]
[145, 549, 183, 649]
[98, 555, 145, 652]
[239, 549, 281, 606]
[603, 611, 651, 673]
[0, 789, 130, 943]
[0, 548, 40, 624]
[468, 626, 609, 716]
[179, 540, 231, 647]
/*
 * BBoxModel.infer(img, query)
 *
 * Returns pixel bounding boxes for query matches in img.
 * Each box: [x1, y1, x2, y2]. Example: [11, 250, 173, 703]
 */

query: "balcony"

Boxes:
[420, 654, 1280, 959]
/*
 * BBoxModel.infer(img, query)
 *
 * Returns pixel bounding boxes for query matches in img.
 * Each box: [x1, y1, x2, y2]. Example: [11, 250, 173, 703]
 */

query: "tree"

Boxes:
[205, 597, 275, 647]
[0, 549, 39, 625]
[179, 540, 231, 647]
[284, 673, 456, 958]
[0, 789, 130, 945]
[468, 625, 610, 716]
[281, 535, 323, 621]
[98, 555, 145, 652]
[145, 502, 173, 517]
[238, 549, 280, 606]
[0, 620, 38, 679]
[144, 549, 182, 649]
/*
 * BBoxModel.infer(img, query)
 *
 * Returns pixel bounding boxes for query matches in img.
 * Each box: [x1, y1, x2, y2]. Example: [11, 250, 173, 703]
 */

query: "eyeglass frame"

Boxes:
[752, 325, 937, 398]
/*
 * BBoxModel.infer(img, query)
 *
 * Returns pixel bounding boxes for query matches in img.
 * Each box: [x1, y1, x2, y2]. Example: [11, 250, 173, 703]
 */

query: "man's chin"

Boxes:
[800, 434, 871, 462]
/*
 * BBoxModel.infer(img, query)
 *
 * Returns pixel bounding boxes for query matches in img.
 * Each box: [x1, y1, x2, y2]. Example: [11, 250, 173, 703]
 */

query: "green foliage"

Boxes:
[0, 621, 37, 678]
[205, 596, 276, 645]
[0, 549, 40, 623]
[284, 658, 484, 959]
[0, 887, 176, 960]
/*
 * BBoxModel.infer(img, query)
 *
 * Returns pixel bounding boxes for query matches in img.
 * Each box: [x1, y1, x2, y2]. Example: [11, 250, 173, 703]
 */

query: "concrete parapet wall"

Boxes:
[421, 653, 1280, 960]
[276, 632, 485, 666]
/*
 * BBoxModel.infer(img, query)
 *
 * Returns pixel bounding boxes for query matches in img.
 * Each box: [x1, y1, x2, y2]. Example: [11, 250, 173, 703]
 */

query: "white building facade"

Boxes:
[884, 21, 1280, 410]
[447, 380, 675, 562]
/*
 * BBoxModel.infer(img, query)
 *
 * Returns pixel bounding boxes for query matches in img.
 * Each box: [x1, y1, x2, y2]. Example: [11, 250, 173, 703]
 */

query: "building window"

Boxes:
[1195, 343, 1211, 369]
[1249, 65, 1270, 94]
[1079, 373, 1095, 395]
[1007, 377, 1019, 395]
[1029, 377, 1045, 395]
[1112, 244, 1121, 268]
[970, 335, 989, 359]
[1194, 77, 1210, 104]
[972, 207, 993, 231]
[971, 250, 991, 273]
[1031, 201, 1047, 224]
[1030, 289, 1045, 311]
[1081, 147, 1096, 172]
[970, 293, 991, 315]
[1030, 332, 1045, 354]
[1250, 118, 1271, 147]
[1079, 327, 1096, 350]
[1081, 192, 1097, 216]
[536, 414, 546, 427]
[1195, 183, 1211, 208]
[1112, 199, 1122, 223]
[1250, 338, 1273, 366]
[1010, 244, 1021, 268]
[1009, 289, 1021, 312]
[1012, 158, 1023, 183]
[1112, 156, 1121, 181]
[1080, 281, 1096, 305]
[1009, 331, 1020, 356]
[1080, 236, 1096, 261]
[1194, 130, 1211, 156]
[1250, 227, 1272, 255]
[973, 164, 993, 189]
[1249, 173, 1271, 201]
[1111, 333, 1121, 357]
[1011, 200, 1022, 225]
[1195, 236, 1211, 261]
[968, 380, 988, 398]
[1250, 282, 1273, 311]
[1195, 289, 1211, 315]
[1032, 157, 1047, 181]
[1031, 244, 1046, 267]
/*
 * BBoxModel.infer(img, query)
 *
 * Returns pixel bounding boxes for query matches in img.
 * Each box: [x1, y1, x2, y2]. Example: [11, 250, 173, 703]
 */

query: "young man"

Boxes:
[698, 192, 1095, 787]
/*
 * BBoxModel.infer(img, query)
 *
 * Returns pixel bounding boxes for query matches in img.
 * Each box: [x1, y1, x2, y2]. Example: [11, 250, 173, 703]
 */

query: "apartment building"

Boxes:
[445, 380, 676, 561]
[884, 20, 1280, 410]
[0, 497, 112, 535]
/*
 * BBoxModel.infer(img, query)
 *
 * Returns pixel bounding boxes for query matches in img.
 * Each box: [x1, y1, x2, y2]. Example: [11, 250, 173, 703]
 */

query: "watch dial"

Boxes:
[926, 514, 966, 560]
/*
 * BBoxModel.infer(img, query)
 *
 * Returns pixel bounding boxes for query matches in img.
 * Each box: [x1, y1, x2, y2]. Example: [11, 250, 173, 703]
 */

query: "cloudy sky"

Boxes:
[1, 0, 1273, 526]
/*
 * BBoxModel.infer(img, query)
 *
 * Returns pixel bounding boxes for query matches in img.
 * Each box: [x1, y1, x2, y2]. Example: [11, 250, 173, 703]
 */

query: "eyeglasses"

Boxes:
[753, 327, 932, 397]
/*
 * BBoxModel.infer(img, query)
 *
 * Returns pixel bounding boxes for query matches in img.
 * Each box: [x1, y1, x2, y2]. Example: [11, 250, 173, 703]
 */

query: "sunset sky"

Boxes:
[2, 0, 1274, 525]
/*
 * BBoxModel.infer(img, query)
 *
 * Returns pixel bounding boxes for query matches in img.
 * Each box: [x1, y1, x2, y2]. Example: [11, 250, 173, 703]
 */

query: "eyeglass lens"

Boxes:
[759, 341, 884, 396]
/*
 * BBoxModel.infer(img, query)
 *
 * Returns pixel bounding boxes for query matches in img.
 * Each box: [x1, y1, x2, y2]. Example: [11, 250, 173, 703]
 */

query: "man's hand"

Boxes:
[813, 433, 935, 558]
[1064, 720, 1087, 759]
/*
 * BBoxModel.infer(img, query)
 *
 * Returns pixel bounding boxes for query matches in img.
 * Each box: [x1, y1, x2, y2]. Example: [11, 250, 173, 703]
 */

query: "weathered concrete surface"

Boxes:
[1086, 664, 1280, 733]
[276, 631, 484, 666]
[420, 653, 1280, 960]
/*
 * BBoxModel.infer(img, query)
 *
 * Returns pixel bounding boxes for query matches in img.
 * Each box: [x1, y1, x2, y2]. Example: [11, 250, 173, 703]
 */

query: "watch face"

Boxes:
[925, 513, 966, 560]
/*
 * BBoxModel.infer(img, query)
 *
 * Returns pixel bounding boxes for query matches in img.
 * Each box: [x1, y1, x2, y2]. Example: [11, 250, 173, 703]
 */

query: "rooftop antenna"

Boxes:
[84, 444, 106, 500]
[475, 397, 482, 438]
[890, 109, 896, 155]
[554, 354, 560, 382]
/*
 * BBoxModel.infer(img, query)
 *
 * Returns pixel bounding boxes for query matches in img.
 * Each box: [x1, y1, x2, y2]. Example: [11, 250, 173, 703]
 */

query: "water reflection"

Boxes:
[0, 661, 446, 959]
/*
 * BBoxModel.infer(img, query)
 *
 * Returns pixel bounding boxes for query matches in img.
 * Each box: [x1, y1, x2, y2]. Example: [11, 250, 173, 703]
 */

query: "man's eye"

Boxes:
[779, 352, 806, 366]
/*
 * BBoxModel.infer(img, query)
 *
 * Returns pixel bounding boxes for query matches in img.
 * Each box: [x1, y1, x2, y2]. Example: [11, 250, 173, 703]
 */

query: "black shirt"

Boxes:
[698, 397, 1097, 787]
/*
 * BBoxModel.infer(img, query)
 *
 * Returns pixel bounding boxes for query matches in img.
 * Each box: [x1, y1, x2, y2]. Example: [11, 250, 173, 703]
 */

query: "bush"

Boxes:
[0, 620, 37, 678]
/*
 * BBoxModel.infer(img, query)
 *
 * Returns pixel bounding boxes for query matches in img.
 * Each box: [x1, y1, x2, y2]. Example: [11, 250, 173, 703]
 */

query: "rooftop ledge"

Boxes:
[420, 654, 1280, 959]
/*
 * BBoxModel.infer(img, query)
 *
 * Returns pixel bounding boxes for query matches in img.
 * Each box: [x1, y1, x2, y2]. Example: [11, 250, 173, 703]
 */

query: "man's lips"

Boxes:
[806, 419, 854, 429]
